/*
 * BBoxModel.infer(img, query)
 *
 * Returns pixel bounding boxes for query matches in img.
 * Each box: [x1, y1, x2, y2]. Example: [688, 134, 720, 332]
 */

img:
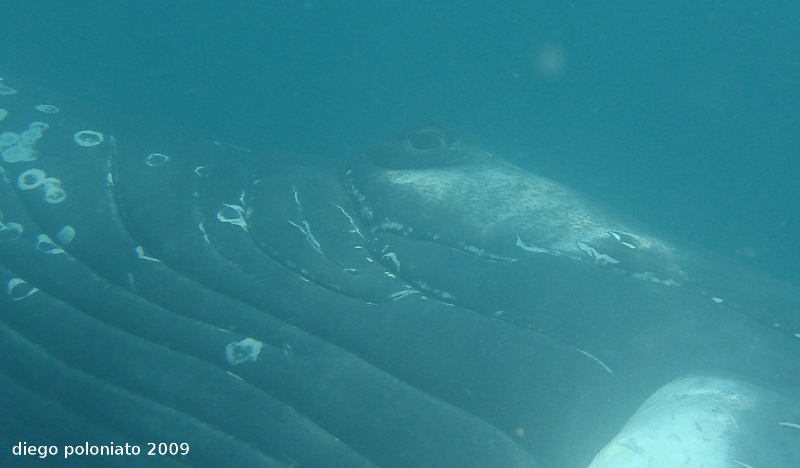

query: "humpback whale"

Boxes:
[0, 77, 798, 468]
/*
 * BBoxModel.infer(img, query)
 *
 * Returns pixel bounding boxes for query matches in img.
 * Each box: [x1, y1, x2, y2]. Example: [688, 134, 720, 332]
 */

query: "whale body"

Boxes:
[0, 79, 798, 467]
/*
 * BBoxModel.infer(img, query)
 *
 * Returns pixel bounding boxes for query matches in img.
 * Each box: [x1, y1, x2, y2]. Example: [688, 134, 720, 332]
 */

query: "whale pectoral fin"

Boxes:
[589, 376, 800, 468]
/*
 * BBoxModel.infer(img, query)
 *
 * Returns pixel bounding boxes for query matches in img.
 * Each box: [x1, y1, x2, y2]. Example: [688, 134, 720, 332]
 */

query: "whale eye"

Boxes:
[358, 124, 488, 170]
[408, 129, 447, 151]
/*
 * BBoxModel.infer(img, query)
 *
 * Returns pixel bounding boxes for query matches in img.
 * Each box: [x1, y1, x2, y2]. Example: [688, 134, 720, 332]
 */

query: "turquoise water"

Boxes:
[1, 0, 797, 282]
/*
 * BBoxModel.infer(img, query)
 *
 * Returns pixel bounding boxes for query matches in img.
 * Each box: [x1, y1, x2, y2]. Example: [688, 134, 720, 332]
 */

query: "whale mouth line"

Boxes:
[365, 218, 520, 264]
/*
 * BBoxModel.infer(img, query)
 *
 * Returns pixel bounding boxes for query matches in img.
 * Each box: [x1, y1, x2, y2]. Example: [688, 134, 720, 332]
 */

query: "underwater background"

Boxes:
[1, 0, 798, 283]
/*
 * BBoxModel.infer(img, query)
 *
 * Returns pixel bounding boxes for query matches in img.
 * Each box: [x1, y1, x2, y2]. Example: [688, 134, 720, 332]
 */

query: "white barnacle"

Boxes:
[464, 245, 486, 256]
[212, 140, 253, 153]
[135, 246, 161, 262]
[515, 234, 549, 253]
[489, 253, 518, 262]
[17, 168, 46, 190]
[2, 145, 38, 163]
[360, 206, 373, 220]
[29, 121, 49, 130]
[217, 203, 248, 231]
[7, 278, 38, 301]
[292, 186, 301, 207]
[18, 125, 45, 147]
[35, 234, 65, 255]
[72, 130, 105, 147]
[335, 204, 366, 239]
[731, 460, 755, 468]
[0, 131, 19, 147]
[632, 272, 679, 286]
[712, 297, 723, 304]
[378, 221, 404, 231]
[41, 178, 66, 204]
[577, 241, 619, 264]
[225, 337, 263, 366]
[0, 221, 23, 242]
[145, 153, 169, 167]
[289, 220, 323, 254]
[390, 289, 418, 300]
[226, 371, 244, 381]
[382, 252, 400, 272]
[198, 223, 210, 243]
[576, 348, 614, 375]
[56, 225, 76, 244]
[73, 130, 104, 147]
[35, 104, 60, 114]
